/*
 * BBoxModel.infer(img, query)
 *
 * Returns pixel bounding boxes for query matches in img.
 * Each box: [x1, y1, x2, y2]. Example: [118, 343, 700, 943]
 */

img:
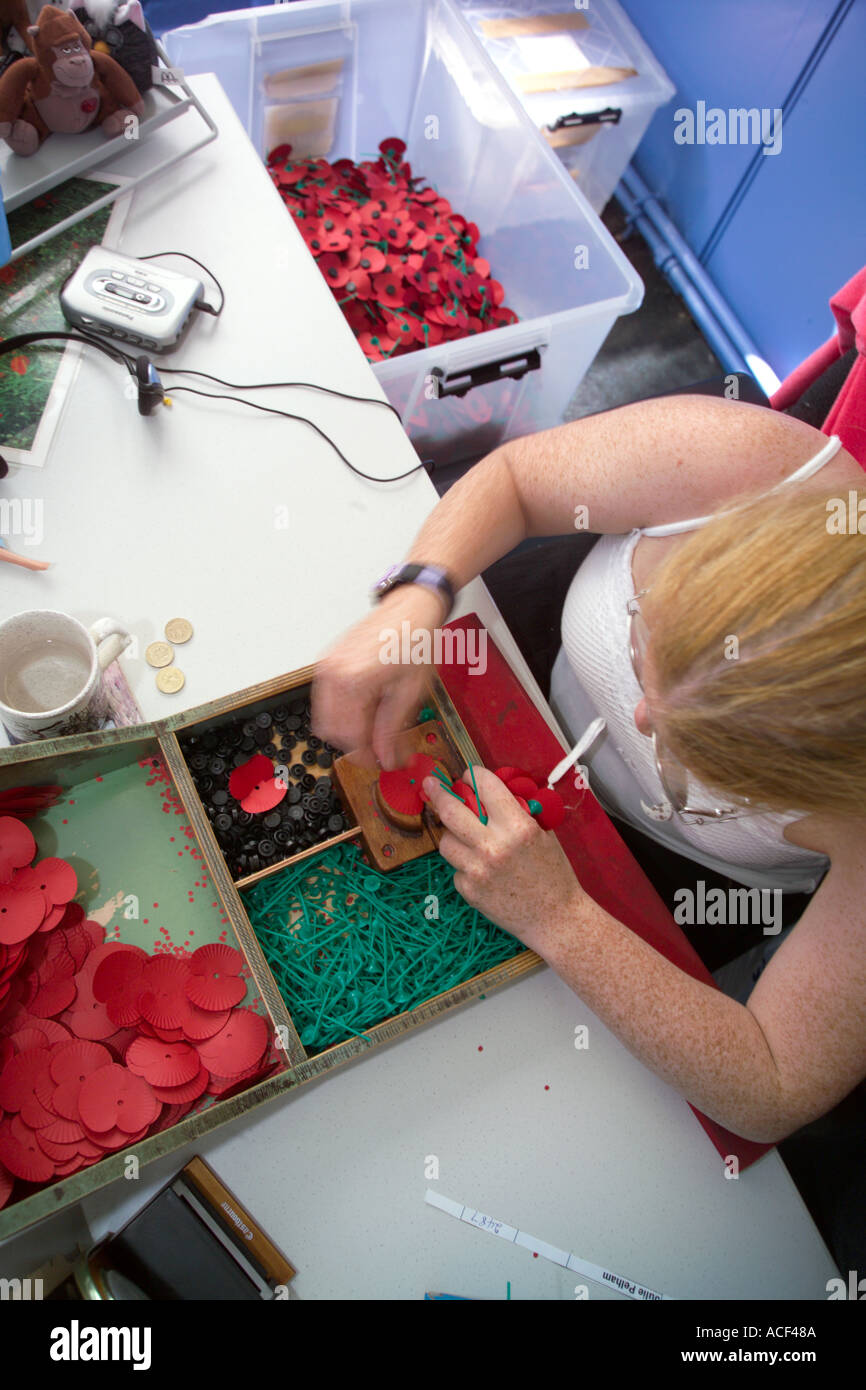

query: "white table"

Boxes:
[0, 77, 839, 1299]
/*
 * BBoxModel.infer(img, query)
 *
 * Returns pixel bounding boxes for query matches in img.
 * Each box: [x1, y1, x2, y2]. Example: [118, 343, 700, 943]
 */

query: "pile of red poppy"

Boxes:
[0, 814, 273, 1211]
[267, 137, 518, 362]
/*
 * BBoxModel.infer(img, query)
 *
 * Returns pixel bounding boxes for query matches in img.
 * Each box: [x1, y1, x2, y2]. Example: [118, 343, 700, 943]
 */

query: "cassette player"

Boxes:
[60, 247, 203, 351]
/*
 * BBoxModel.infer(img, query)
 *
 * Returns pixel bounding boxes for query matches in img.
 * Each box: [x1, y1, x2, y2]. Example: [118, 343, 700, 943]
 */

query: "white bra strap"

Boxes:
[547, 717, 606, 788]
[640, 434, 843, 538]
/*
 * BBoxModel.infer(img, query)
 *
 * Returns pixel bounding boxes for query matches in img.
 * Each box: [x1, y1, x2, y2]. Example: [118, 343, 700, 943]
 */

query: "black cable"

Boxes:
[151, 364, 404, 423]
[134, 250, 225, 316]
[0, 333, 421, 480]
[161, 384, 428, 483]
[1, 265, 424, 479]
[74, 326, 138, 373]
[0, 330, 136, 374]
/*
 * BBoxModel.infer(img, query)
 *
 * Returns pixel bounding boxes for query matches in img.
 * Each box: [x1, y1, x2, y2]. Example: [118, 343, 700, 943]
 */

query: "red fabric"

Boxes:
[770, 266, 866, 467]
[437, 615, 772, 1171]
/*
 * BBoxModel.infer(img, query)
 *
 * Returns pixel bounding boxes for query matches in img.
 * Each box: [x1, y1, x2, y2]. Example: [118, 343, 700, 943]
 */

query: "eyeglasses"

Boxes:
[626, 591, 750, 824]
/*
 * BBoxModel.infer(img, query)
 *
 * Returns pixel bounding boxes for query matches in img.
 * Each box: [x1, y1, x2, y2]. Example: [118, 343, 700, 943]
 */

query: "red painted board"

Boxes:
[437, 614, 771, 1171]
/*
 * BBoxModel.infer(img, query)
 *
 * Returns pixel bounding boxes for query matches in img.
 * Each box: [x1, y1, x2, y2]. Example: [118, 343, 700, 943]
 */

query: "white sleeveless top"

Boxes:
[549, 435, 843, 892]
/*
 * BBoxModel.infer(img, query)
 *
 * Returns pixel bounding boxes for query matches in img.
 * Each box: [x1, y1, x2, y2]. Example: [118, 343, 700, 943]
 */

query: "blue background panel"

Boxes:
[702, 0, 866, 378]
[617, 0, 841, 251]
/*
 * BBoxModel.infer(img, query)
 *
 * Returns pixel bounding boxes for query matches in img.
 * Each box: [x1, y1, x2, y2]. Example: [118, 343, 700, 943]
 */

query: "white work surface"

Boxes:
[0, 77, 838, 1299]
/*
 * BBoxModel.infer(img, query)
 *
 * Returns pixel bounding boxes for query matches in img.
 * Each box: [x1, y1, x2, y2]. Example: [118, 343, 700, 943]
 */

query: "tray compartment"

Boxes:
[0, 732, 290, 1236]
[174, 679, 356, 888]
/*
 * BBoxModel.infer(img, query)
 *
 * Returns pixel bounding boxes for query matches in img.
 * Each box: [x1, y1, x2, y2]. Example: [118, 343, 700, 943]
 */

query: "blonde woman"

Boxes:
[313, 395, 866, 1155]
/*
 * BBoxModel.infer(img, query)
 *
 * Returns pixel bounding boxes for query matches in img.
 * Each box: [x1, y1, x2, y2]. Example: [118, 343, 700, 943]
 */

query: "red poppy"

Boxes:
[341, 268, 372, 300]
[276, 163, 307, 187]
[371, 269, 404, 305]
[136, 955, 193, 1032]
[126, 1036, 201, 1087]
[342, 300, 373, 335]
[27, 857, 76, 907]
[358, 198, 388, 229]
[450, 780, 487, 820]
[0, 885, 45, 946]
[532, 787, 566, 830]
[506, 775, 538, 801]
[379, 135, 407, 161]
[381, 309, 415, 345]
[318, 252, 351, 289]
[185, 943, 245, 1012]
[425, 268, 448, 299]
[357, 330, 389, 361]
[92, 948, 148, 1026]
[405, 315, 431, 345]
[194, 1007, 268, 1078]
[228, 754, 287, 814]
[78, 1063, 160, 1134]
[357, 244, 386, 275]
[365, 166, 400, 194]
[319, 212, 354, 253]
[444, 263, 472, 297]
[0, 819, 36, 886]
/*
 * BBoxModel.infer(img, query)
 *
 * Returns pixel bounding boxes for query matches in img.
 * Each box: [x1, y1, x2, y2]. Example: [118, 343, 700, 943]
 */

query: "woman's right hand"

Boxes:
[311, 586, 446, 769]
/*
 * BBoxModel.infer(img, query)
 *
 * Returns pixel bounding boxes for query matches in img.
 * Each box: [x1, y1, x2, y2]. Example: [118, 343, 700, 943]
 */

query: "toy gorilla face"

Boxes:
[51, 33, 94, 86]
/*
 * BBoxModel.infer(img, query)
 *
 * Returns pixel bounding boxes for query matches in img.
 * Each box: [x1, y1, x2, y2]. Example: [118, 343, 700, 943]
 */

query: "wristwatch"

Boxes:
[371, 563, 455, 619]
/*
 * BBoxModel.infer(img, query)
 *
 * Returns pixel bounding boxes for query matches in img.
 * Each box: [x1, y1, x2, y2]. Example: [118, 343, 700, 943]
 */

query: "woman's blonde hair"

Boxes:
[642, 483, 866, 817]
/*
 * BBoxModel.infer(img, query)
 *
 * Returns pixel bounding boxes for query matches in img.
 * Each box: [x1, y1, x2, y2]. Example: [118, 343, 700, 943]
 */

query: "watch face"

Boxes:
[373, 565, 400, 596]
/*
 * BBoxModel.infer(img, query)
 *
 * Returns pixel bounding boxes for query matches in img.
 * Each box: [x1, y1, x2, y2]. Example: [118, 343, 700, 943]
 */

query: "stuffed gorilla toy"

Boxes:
[0, 3, 144, 154]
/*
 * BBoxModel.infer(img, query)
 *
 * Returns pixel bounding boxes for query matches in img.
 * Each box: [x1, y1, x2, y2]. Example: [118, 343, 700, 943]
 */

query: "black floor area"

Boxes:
[563, 200, 723, 421]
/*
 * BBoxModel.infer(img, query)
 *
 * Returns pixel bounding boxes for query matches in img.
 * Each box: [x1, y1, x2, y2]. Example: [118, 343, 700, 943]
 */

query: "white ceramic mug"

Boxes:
[0, 610, 131, 744]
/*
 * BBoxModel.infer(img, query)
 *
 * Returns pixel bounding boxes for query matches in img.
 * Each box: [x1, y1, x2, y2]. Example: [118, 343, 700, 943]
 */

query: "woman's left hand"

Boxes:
[422, 766, 582, 954]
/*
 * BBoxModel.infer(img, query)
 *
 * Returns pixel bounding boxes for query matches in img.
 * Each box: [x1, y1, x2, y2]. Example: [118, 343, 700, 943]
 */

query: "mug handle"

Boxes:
[89, 617, 131, 671]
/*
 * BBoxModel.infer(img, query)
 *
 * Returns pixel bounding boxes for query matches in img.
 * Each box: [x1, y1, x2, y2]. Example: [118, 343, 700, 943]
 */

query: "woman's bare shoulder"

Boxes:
[783, 813, 866, 863]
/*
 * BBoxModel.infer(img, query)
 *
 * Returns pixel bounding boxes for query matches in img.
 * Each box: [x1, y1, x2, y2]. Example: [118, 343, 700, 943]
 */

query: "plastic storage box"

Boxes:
[456, 0, 675, 215]
[164, 0, 643, 467]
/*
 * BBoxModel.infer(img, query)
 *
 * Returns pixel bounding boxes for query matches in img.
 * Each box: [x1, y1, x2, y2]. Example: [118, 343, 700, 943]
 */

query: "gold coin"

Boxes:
[146, 640, 174, 668]
[156, 666, 185, 694]
[164, 617, 193, 645]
